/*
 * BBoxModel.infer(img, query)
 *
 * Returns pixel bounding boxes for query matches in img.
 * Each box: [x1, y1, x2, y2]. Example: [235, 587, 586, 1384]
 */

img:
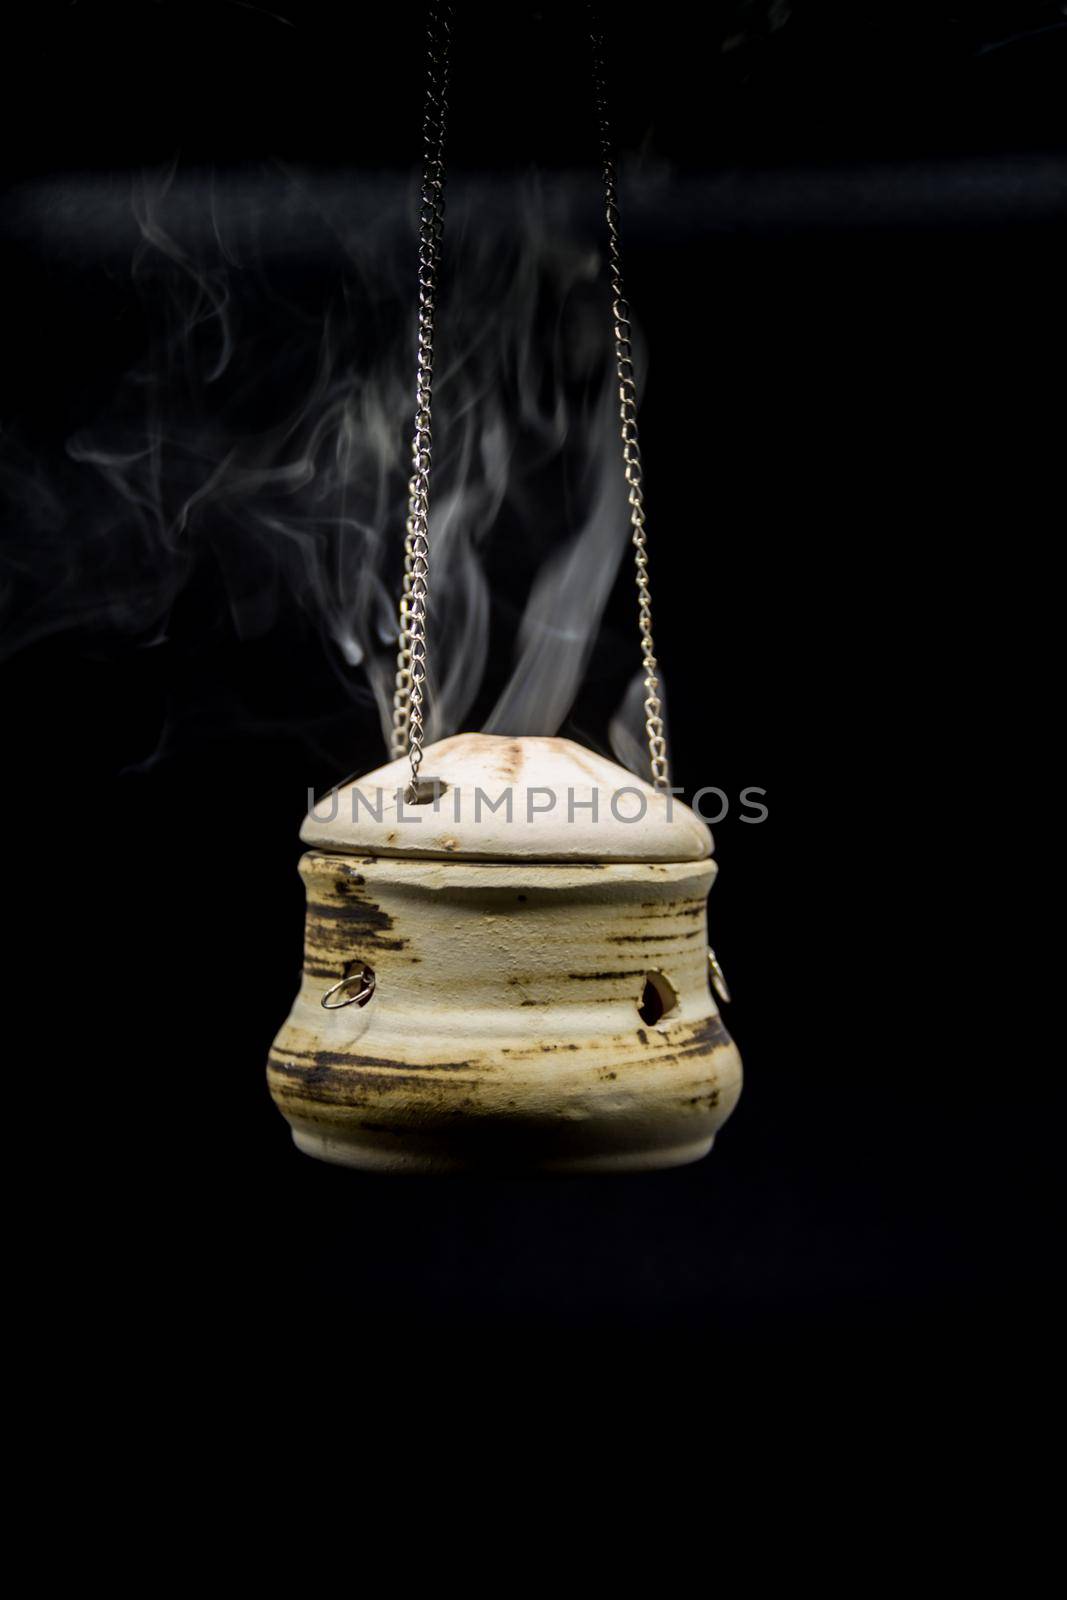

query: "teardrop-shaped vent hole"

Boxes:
[639, 969, 678, 1026]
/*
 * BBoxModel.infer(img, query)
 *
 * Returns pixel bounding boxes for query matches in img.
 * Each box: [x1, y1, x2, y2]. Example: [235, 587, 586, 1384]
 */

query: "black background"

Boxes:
[2, 2, 1062, 1421]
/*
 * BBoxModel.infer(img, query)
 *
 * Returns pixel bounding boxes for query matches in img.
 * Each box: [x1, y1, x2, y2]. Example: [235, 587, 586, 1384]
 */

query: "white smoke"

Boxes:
[1, 162, 655, 767]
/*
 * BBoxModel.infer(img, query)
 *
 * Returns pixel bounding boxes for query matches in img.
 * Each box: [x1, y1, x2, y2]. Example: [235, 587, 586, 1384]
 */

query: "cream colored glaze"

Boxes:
[268, 852, 742, 1174]
[299, 733, 712, 863]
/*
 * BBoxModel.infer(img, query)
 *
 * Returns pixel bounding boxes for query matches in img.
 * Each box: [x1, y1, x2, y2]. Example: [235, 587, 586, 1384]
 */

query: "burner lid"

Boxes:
[300, 734, 712, 863]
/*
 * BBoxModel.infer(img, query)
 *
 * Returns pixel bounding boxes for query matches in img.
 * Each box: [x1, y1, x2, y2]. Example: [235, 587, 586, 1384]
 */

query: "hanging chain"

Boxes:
[589, 14, 670, 791]
[390, 3, 453, 790]
[390, 7, 667, 795]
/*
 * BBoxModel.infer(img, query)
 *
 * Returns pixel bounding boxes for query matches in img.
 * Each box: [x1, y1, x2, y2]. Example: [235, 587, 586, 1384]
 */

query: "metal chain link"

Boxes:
[390, 3, 452, 789]
[391, 7, 668, 795]
[589, 13, 670, 791]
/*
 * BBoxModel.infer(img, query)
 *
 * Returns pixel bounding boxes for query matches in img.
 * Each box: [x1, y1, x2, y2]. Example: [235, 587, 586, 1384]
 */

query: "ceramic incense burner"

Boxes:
[268, 734, 742, 1173]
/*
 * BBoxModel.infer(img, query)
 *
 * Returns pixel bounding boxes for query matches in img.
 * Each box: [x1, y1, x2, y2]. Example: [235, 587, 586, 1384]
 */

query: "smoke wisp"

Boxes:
[2, 163, 656, 768]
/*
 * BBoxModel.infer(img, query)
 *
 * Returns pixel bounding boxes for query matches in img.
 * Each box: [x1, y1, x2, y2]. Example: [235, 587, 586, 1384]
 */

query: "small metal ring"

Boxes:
[321, 967, 375, 1010]
[707, 948, 732, 1005]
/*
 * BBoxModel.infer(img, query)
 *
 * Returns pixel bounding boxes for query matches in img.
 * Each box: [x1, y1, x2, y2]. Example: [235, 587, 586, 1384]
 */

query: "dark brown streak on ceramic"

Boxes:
[566, 969, 648, 981]
[270, 1049, 479, 1079]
